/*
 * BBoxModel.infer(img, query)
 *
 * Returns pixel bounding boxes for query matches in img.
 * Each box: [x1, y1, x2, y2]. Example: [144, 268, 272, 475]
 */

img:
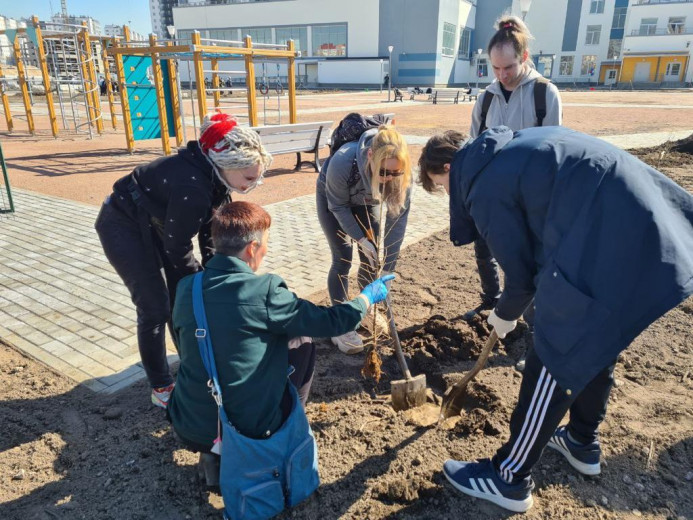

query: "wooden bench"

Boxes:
[393, 88, 404, 102]
[432, 90, 460, 104]
[251, 121, 333, 172]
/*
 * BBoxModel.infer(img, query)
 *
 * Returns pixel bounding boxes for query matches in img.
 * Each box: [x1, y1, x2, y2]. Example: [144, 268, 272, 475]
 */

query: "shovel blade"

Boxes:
[391, 374, 427, 411]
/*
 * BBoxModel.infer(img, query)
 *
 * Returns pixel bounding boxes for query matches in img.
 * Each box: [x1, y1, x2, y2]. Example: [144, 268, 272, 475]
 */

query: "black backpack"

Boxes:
[329, 113, 388, 156]
[478, 76, 549, 134]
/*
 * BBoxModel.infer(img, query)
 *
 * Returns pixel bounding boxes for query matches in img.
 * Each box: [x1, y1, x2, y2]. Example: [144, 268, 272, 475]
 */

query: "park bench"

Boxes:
[393, 88, 404, 102]
[432, 90, 460, 104]
[251, 121, 333, 172]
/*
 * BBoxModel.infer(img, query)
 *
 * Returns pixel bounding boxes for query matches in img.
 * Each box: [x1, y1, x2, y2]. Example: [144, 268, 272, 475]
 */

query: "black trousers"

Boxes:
[95, 197, 176, 388]
[492, 347, 615, 483]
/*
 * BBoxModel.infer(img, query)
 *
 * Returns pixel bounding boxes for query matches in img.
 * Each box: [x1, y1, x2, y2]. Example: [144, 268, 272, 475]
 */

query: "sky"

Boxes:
[1, 0, 152, 37]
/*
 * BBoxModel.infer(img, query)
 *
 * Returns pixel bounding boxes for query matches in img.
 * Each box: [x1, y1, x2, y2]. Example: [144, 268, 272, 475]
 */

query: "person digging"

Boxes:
[419, 126, 693, 513]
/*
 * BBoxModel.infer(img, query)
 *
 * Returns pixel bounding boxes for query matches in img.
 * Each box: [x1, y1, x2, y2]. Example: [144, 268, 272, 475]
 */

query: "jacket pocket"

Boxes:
[535, 264, 610, 355]
[285, 436, 320, 507]
[238, 479, 285, 520]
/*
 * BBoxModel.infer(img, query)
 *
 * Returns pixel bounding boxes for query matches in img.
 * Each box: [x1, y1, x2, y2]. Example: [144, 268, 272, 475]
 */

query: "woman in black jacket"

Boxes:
[95, 113, 272, 408]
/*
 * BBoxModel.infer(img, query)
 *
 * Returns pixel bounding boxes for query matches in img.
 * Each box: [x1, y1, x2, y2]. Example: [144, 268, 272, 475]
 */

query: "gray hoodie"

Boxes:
[469, 66, 562, 138]
[320, 128, 411, 272]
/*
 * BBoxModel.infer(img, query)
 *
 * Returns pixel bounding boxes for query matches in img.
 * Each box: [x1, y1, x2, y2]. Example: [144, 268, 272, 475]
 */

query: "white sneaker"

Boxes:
[331, 331, 364, 355]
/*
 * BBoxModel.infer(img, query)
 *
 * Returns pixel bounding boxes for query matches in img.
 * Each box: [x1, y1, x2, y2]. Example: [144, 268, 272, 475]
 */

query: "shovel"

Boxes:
[439, 329, 498, 422]
[386, 296, 427, 411]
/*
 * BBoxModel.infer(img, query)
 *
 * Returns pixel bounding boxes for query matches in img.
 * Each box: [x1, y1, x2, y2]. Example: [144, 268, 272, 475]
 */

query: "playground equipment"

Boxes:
[0, 141, 13, 214]
[107, 30, 299, 154]
[0, 17, 121, 138]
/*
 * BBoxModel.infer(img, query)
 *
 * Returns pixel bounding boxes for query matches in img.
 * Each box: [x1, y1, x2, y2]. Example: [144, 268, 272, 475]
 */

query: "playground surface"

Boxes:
[0, 89, 692, 519]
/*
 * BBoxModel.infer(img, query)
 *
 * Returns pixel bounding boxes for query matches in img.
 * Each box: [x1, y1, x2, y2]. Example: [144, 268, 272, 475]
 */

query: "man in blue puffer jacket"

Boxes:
[418, 126, 693, 513]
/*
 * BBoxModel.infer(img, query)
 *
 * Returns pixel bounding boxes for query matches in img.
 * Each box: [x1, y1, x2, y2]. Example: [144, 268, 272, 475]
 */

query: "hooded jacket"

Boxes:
[469, 66, 562, 138]
[318, 128, 411, 272]
[449, 126, 693, 394]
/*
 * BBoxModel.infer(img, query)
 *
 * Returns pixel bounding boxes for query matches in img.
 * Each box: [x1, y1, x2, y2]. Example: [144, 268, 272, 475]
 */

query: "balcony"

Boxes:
[630, 27, 693, 35]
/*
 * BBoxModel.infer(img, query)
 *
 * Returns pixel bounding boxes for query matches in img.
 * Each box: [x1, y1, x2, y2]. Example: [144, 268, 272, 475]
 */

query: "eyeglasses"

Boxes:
[379, 168, 405, 178]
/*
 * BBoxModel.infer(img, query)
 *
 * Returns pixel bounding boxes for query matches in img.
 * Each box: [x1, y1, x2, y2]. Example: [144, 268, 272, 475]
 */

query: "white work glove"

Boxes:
[487, 309, 517, 339]
[357, 237, 378, 268]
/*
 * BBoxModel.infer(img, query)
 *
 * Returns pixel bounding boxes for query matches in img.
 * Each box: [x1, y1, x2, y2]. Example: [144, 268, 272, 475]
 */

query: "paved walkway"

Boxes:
[0, 128, 690, 393]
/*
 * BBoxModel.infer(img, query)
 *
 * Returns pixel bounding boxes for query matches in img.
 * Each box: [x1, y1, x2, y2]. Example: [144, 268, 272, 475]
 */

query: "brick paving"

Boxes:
[0, 127, 690, 393]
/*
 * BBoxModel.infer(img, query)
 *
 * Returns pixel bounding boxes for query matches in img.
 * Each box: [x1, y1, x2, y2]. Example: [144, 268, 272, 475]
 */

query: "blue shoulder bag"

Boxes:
[191, 272, 320, 520]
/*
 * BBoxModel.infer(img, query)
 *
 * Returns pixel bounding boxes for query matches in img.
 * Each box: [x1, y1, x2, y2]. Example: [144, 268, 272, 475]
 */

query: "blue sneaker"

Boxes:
[443, 458, 534, 513]
[546, 425, 601, 475]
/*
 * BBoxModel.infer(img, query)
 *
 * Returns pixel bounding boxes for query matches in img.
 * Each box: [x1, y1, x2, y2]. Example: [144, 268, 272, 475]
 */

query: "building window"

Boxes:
[607, 39, 622, 59]
[639, 18, 657, 36]
[208, 29, 239, 42]
[668, 17, 685, 35]
[612, 7, 627, 30]
[589, 0, 604, 14]
[458, 27, 471, 58]
[560, 56, 574, 76]
[442, 22, 456, 56]
[312, 24, 347, 57]
[477, 58, 488, 77]
[581, 55, 597, 76]
[177, 29, 194, 44]
[276, 26, 307, 53]
[245, 27, 272, 44]
[585, 25, 601, 45]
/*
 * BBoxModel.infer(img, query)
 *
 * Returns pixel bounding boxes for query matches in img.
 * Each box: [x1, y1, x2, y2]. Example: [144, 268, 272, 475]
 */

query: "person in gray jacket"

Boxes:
[316, 125, 412, 354]
[468, 16, 562, 324]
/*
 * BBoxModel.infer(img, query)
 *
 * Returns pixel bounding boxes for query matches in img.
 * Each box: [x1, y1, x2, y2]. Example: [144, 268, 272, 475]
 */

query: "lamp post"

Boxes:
[388, 45, 394, 102]
[380, 59, 384, 94]
[166, 25, 176, 41]
[519, 0, 533, 20]
[476, 48, 483, 89]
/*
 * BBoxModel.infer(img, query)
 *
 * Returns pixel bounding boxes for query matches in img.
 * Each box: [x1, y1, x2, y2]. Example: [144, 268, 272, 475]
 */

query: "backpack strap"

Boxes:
[534, 77, 549, 127]
[478, 91, 494, 134]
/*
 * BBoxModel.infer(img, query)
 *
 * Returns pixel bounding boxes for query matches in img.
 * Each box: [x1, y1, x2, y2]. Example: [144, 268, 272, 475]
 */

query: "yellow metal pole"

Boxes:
[32, 16, 58, 137]
[211, 58, 220, 109]
[287, 39, 297, 124]
[192, 31, 207, 123]
[244, 35, 258, 127]
[149, 34, 171, 155]
[114, 46, 134, 153]
[166, 41, 183, 147]
[81, 24, 103, 134]
[104, 38, 118, 129]
[77, 28, 96, 133]
[0, 63, 13, 132]
[13, 35, 34, 134]
[123, 25, 131, 44]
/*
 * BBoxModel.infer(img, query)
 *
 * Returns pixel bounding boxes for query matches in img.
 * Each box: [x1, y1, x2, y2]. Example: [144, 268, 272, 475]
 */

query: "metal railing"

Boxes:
[633, 0, 693, 5]
[630, 27, 692, 36]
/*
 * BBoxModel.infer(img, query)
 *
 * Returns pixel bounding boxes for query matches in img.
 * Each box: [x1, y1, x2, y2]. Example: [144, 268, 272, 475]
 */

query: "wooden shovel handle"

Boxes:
[439, 329, 498, 420]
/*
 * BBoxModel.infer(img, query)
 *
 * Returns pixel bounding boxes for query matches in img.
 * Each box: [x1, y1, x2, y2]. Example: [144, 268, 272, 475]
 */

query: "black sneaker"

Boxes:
[443, 458, 534, 513]
[547, 425, 601, 475]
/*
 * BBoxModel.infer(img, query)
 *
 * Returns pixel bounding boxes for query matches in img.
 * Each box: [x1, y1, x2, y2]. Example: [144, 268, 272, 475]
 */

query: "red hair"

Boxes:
[212, 201, 272, 255]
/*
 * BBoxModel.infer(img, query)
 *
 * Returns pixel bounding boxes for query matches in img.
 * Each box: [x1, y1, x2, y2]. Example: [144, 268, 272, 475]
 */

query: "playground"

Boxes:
[0, 36, 692, 519]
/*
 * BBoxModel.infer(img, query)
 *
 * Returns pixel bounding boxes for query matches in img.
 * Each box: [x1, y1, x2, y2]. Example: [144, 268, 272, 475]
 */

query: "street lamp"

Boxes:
[519, 0, 533, 20]
[388, 45, 394, 102]
[476, 48, 483, 89]
[166, 25, 176, 41]
[380, 59, 384, 94]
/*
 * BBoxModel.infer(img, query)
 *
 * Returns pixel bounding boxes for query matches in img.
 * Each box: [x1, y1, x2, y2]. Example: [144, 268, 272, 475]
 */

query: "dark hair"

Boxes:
[417, 130, 467, 193]
[487, 15, 532, 60]
[212, 201, 272, 256]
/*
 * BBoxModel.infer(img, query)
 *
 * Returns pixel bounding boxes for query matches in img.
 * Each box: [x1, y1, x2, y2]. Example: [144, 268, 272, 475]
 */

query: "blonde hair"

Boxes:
[368, 125, 411, 216]
[199, 114, 272, 171]
[488, 15, 533, 60]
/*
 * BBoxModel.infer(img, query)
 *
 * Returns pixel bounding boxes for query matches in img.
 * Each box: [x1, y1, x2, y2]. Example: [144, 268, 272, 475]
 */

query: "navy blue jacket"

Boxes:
[449, 126, 693, 394]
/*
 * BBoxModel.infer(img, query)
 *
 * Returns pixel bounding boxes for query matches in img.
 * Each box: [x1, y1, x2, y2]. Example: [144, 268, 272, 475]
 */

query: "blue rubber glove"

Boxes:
[359, 274, 396, 306]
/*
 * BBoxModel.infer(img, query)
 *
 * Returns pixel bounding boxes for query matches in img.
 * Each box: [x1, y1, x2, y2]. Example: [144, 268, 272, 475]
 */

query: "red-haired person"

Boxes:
[95, 114, 272, 409]
[168, 201, 394, 484]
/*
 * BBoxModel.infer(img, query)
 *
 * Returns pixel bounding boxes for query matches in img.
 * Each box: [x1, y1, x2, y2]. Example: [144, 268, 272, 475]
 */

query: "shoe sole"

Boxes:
[443, 467, 533, 513]
[338, 345, 365, 355]
[547, 438, 601, 476]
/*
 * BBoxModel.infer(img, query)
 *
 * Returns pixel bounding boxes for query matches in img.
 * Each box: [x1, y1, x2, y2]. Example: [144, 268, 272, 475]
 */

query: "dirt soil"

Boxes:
[2, 141, 692, 519]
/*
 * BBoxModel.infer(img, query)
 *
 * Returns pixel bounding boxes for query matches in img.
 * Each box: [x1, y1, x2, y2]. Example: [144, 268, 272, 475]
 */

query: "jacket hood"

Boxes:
[486, 65, 543, 96]
[449, 126, 515, 245]
[355, 128, 378, 194]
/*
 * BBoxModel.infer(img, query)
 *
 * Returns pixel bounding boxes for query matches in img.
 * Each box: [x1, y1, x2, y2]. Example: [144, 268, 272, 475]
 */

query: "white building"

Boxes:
[150, 0, 178, 38]
[48, 14, 102, 35]
[168, 0, 693, 87]
[0, 16, 24, 65]
[104, 24, 147, 41]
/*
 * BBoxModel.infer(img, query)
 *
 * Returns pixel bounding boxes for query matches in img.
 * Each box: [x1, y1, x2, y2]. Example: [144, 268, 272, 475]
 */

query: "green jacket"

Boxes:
[168, 255, 368, 445]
